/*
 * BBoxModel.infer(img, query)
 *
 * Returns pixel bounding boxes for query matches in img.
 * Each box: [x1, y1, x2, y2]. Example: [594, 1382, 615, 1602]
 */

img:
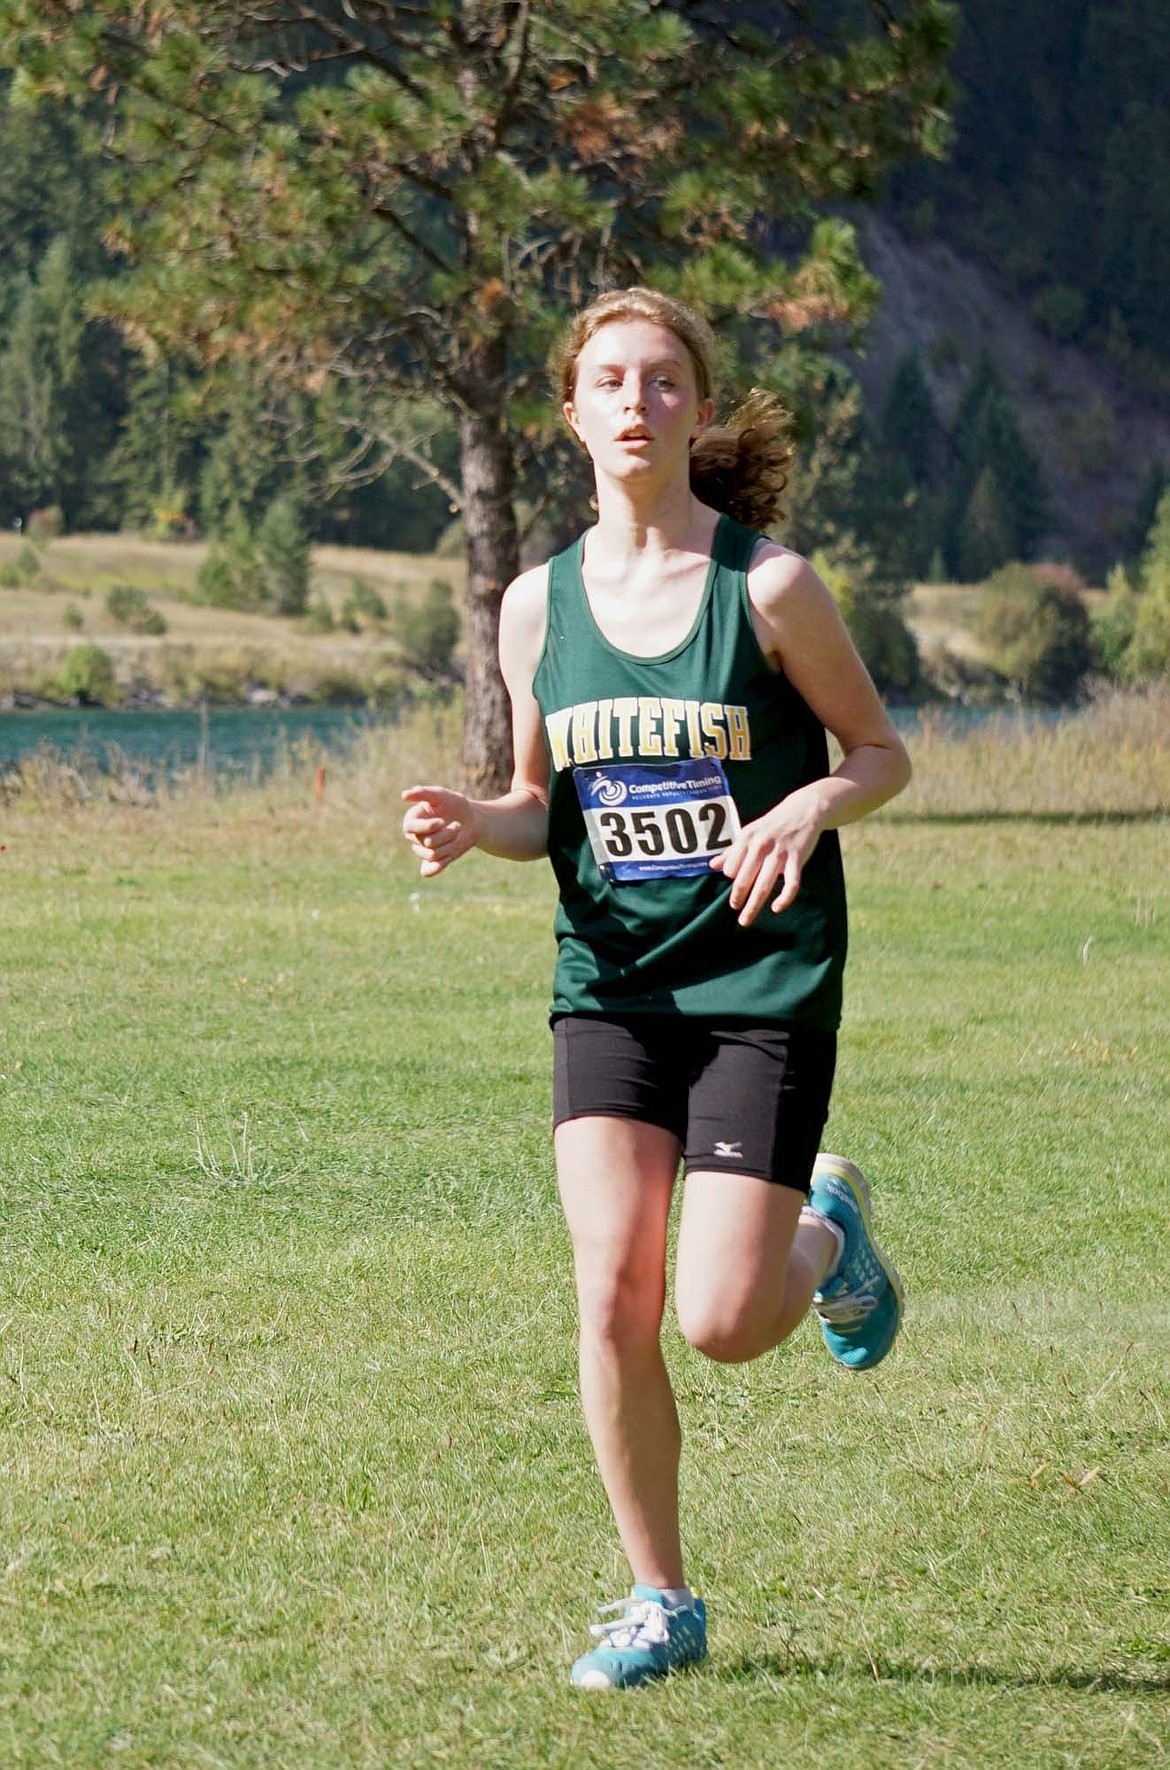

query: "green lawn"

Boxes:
[0, 795, 1167, 1768]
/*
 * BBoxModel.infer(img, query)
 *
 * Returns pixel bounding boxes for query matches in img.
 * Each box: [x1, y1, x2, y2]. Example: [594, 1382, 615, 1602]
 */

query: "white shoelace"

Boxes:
[815, 1288, 879, 1327]
[590, 1596, 671, 1650]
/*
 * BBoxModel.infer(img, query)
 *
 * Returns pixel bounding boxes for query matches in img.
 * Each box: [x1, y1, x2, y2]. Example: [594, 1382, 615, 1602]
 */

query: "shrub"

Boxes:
[301, 594, 336, 633]
[106, 583, 167, 635]
[340, 577, 388, 631]
[57, 643, 117, 705]
[1092, 566, 1140, 677]
[13, 542, 42, 583]
[26, 506, 64, 543]
[1030, 284, 1086, 343]
[194, 544, 240, 608]
[391, 578, 461, 675]
[974, 565, 1094, 701]
[62, 603, 84, 632]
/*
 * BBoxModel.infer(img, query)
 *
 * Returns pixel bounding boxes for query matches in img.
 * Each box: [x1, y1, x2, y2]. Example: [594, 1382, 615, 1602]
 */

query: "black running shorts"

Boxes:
[552, 1014, 837, 1193]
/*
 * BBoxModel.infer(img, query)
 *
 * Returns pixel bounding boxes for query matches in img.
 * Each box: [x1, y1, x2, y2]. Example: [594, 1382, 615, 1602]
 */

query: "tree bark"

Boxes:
[458, 347, 520, 798]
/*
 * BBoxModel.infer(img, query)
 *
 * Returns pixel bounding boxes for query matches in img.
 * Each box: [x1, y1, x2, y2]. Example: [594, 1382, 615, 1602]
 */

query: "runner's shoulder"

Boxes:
[500, 561, 551, 680]
[745, 539, 830, 622]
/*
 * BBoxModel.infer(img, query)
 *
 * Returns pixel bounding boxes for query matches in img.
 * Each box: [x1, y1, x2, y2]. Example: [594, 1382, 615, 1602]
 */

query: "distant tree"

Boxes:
[257, 495, 311, 617]
[955, 469, 1013, 584]
[0, 1, 955, 791]
[1125, 461, 1170, 569]
[111, 356, 203, 535]
[1098, 101, 1170, 358]
[1125, 487, 1170, 677]
[880, 349, 939, 486]
[0, 241, 82, 514]
[1092, 564, 1139, 678]
[0, 236, 124, 526]
[945, 355, 1048, 578]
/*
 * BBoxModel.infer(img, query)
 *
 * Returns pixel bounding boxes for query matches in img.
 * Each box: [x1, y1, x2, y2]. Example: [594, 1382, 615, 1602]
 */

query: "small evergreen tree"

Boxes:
[1124, 487, 1170, 676]
[956, 468, 1014, 582]
[945, 355, 1049, 576]
[1127, 463, 1170, 574]
[257, 496, 311, 617]
[880, 350, 939, 486]
[1092, 564, 1139, 677]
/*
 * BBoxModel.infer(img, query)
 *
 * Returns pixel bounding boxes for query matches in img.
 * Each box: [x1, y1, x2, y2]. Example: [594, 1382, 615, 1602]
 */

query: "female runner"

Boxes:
[402, 287, 911, 1690]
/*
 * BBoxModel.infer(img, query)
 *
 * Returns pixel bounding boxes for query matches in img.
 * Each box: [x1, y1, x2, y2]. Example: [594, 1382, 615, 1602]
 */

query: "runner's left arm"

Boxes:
[711, 546, 911, 926]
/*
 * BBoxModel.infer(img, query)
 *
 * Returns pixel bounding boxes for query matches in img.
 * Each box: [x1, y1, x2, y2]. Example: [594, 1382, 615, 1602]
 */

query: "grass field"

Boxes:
[1, 748, 1168, 1766]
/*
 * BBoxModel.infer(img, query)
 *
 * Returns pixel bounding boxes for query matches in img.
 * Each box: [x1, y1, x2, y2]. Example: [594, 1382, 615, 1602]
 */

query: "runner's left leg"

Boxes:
[675, 1170, 838, 1363]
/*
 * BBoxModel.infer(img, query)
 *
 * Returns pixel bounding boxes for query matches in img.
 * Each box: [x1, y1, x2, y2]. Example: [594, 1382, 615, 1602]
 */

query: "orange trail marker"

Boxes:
[315, 764, 326, 805]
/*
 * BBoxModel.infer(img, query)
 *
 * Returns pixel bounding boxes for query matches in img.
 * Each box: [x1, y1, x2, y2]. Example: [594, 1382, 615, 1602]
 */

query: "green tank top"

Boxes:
[532, 513, 847, 1028]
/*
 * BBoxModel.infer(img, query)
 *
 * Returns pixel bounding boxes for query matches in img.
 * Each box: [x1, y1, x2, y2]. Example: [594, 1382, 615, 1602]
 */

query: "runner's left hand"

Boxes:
[709, 789, 824, 927]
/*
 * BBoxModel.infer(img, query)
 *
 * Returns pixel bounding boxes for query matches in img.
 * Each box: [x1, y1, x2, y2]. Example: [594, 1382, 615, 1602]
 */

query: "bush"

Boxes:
[1092, 566, 1140, 677]
[390, 578, 461, 675]
[195, 544, 241, 609]
[0, 542, 51, 590]
[106, 583, 167, 635]
[62, 603, 84, 632]
[26, 506, 64, 543]
[1030, 283, 1086, 343]
[194, 510, 267, 610]
[340, 577, 388, 631]
[301, 594, 336, 633]
[974, 565, 1094, 701]
[57, 643, 117, 705]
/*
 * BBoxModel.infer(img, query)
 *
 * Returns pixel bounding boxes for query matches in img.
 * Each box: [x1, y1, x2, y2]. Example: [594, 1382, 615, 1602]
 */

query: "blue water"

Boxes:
[0, 705, 389, 782]
[0, 700, 1067, 784]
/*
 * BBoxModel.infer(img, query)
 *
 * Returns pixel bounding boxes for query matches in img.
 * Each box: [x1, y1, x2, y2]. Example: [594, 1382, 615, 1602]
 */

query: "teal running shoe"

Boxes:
[809, 1154, 905, 1371]
[570, 1585, 707, 1690]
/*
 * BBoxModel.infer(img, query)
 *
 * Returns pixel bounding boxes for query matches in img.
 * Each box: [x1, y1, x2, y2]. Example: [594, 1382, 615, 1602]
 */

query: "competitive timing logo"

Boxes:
[592, 775, 628, 806]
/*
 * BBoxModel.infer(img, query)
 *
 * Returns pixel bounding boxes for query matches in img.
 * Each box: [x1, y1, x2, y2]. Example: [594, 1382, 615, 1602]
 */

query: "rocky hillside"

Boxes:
[849, 214, 1170, 578]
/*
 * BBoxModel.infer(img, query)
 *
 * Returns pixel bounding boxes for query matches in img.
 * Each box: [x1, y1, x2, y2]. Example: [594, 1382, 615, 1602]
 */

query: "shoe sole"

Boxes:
[813, 1153, 906, 1368]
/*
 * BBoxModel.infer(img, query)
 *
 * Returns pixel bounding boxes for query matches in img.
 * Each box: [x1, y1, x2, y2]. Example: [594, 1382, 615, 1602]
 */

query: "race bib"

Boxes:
[574, 759, 741, 882]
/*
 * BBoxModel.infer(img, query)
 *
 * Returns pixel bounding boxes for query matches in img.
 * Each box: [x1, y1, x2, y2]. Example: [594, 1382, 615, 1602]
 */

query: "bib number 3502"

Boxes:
[573, 759, 742, 882]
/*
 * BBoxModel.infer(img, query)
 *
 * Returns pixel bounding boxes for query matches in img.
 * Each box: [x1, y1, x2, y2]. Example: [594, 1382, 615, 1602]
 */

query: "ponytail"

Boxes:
[690, 388, 793, 532]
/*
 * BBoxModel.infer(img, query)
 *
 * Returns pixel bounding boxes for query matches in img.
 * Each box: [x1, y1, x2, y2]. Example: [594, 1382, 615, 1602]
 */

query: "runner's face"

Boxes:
[565, 319, 714, 479]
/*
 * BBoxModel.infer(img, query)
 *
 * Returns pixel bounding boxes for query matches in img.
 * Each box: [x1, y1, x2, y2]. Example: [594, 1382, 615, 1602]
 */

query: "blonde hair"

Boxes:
[556, 286, 793, 530]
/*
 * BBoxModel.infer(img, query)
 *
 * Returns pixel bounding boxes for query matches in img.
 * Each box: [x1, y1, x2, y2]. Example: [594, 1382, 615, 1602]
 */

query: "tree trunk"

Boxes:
[458, 356, 520, 798]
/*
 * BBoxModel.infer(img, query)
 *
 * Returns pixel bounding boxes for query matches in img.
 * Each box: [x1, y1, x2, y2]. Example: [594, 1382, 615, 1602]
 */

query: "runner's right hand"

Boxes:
[401, 784, 480, 877]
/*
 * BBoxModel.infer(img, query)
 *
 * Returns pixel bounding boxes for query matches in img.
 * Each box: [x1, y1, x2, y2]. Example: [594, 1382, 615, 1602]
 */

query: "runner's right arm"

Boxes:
[401, 565, 550, 876]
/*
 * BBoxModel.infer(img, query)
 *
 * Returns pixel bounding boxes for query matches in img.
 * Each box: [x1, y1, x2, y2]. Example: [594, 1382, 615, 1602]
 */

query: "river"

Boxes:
[0, 704, 391, 782]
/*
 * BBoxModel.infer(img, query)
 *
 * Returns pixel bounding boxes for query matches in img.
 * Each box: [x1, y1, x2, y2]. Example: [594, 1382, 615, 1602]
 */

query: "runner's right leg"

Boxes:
[555, 1115, 684, 1589]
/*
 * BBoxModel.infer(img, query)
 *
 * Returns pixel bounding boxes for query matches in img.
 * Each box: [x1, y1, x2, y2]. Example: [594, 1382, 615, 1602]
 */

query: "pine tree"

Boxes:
[257, 496, 311, 617]
[1126, 487, 1170, 677]
[955, 467, 1013, 584]
[1126, 461, 1170, 569]
[944, 355, 1048, 576]
[880, 350, 939, 486]
[0, 2, 955, 790]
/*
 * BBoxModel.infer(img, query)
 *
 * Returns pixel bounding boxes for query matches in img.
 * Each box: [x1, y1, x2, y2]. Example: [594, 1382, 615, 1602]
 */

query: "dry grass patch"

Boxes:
[892, 685, 1170, 818]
